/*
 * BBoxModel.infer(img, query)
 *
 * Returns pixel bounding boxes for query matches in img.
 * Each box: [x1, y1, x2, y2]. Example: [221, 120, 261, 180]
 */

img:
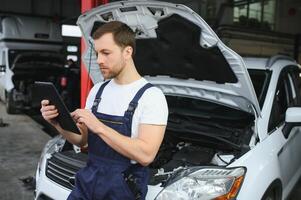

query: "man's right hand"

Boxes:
[40, 100, 87, 147]
[40, 100, 60, 128]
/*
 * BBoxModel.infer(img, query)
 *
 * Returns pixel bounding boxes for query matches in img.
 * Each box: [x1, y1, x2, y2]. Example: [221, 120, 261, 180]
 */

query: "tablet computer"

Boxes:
[32, 81, 81, 135]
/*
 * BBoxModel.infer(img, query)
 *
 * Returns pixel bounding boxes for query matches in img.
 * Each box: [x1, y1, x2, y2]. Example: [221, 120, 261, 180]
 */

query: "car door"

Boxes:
[268, 66, 301, 189]
[285, 67, 301, 185]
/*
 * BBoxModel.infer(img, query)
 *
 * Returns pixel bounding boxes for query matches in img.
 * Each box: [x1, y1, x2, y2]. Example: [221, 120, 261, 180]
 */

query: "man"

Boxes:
[40, 21, 168, 200]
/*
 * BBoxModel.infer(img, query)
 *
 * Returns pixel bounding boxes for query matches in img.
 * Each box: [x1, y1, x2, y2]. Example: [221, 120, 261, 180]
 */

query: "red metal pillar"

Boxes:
[80, 0, 108, 108]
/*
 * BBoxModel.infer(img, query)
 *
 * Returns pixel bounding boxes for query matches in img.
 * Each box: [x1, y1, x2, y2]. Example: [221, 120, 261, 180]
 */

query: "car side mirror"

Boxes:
[285, 107, 301, 123]
[282, 107, 301, 138]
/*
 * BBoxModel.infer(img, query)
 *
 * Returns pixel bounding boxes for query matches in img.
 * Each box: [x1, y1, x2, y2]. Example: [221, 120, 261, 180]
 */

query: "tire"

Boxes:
[5, 91, 20, 114]
[262, 185, 282, 200]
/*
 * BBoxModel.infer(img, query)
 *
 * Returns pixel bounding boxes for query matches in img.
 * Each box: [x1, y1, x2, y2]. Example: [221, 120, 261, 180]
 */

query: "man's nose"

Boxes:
[97, 54, 104, 65]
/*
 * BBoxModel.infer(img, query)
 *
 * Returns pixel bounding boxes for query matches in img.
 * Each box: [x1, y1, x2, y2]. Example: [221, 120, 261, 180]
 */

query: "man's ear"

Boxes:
[123, 46, 133, 59]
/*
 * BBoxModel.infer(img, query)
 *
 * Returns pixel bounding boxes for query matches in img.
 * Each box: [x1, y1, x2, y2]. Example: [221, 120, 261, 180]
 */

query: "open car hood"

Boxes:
[77, 0, 261, 116]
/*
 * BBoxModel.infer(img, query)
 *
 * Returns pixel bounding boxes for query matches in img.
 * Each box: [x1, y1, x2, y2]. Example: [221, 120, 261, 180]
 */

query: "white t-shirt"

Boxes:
[85, 78, 168, 138]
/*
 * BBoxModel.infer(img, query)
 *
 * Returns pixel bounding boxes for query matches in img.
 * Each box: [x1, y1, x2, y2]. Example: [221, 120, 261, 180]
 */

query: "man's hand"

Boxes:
[40, 100, 60, 128]
[71, 109, 105, 134]
[41, 100, 88, 147]
[71, 109, 166, 166]
[76, 122, 88, 135]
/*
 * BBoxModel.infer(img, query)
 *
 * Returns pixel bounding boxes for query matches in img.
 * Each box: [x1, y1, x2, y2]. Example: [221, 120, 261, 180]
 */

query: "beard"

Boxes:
[101, 59, 126, 80]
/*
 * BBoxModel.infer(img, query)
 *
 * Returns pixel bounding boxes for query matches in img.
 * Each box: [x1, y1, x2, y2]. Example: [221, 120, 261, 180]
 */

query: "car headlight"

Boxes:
[155, 167, 246, 200]
[37, 135, 65, 174]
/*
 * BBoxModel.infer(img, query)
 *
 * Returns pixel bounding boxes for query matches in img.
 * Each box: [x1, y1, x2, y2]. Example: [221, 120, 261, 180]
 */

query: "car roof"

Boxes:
[243, 57, 269, 70]
[243, 55, 298, 70]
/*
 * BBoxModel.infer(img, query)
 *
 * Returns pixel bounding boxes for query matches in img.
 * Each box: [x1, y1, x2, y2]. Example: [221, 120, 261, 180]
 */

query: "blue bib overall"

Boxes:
[68, 80, 153, 200]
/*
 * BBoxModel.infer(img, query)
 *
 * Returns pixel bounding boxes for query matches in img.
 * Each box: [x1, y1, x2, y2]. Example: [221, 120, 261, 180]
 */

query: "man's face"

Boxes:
[94, 33, 128, 80]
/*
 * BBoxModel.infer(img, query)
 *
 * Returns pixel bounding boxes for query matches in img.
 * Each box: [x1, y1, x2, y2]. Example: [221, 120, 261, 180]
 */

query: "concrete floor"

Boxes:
[0, 101, 301, 200]
[0, 102, 50, 200]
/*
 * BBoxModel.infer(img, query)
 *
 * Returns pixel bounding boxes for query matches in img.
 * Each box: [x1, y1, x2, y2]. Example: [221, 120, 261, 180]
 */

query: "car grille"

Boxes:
[46, 151, 87, 190]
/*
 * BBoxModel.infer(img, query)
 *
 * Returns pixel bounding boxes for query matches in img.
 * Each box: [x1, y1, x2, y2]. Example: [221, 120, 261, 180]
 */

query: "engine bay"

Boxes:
[148, 133, 239, 186]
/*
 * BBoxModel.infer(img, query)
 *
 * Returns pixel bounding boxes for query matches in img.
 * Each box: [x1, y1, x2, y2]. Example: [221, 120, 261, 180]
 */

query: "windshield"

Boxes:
[247, 69, 272, 109]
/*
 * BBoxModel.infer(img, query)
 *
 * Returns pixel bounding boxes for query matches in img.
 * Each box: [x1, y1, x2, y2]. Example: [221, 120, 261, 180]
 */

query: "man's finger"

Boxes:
[43, 109, 58, 116]
[41, 100, 49, 106]
[40, 106, 56, 113]
[44, 113, 59, 120]
[77, 122, 85, 129]
[77, 117, 85, 124]
[42, 111, 58, 117]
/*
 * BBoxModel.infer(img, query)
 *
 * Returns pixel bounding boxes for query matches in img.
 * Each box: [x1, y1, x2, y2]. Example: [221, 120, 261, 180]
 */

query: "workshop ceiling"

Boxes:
[0, 0, 202, 25]
[0, 0, 81, 24]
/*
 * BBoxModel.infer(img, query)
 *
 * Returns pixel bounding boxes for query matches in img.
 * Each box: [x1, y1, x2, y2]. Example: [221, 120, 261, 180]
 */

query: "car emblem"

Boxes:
[68, 176, 76, 187]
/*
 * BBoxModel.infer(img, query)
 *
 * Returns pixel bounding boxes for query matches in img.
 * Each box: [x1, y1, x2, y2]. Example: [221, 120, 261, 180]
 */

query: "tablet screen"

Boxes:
[32, 82, 81, 135]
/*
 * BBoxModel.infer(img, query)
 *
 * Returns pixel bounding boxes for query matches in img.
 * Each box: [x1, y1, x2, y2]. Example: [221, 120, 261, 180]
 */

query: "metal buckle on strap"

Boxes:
[93, 97, 101, 107]
[127, 102, 138, 112]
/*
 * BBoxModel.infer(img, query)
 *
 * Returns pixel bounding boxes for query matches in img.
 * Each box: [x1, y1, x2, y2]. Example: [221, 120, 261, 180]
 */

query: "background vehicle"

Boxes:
[0, 15, 65, 113]
[35, 1, 301, 200]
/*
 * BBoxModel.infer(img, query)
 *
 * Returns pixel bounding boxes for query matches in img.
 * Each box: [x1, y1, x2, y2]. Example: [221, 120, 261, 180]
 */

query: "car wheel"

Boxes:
[5, 91, 20, 114]
[262, 187, 281, 200]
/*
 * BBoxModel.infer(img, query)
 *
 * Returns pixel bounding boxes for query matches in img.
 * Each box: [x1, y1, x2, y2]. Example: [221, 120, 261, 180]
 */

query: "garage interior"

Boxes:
[0, 0, 301, 199]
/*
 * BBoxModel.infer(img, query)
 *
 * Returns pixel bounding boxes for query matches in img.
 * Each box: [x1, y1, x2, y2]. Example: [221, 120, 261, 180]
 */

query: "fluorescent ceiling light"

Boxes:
[62, 25, 82, 37]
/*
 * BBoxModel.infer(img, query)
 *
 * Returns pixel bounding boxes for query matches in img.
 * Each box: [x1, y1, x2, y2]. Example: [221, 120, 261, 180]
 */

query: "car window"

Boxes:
[289, 69, 301, 106]
[268, 69, 295, 132]
[248, 69, 271, 109]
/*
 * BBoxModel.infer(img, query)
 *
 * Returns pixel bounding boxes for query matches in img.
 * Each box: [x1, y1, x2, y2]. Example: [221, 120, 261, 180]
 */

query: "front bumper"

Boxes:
[35, 155, 72, 200]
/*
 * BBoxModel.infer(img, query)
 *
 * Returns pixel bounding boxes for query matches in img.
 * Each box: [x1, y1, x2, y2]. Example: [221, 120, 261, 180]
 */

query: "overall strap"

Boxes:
[125, 83, 154, 117]
[91, 80, 110, 113]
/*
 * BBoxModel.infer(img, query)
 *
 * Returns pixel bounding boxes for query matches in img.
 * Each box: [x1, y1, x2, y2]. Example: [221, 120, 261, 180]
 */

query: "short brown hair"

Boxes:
[92, 21, 136, 55]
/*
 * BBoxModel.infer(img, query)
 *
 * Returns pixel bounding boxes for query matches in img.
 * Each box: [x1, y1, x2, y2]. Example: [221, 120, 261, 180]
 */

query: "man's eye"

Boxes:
[103, 52, 110, 55]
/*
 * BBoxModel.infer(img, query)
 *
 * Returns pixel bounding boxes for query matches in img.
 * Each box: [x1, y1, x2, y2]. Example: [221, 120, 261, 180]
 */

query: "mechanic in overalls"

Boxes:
[40, 21, 168, 200]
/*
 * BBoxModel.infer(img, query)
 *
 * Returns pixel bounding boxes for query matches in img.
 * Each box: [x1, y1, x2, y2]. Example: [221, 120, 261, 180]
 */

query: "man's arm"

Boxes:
[98, 123, 166, 166]
[71, 109, 166, 166]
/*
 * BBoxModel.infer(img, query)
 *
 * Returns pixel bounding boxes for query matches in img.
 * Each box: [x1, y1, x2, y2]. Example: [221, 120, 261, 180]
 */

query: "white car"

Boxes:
[34, 1, 301, 200]
[0, 15, 64, 114]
